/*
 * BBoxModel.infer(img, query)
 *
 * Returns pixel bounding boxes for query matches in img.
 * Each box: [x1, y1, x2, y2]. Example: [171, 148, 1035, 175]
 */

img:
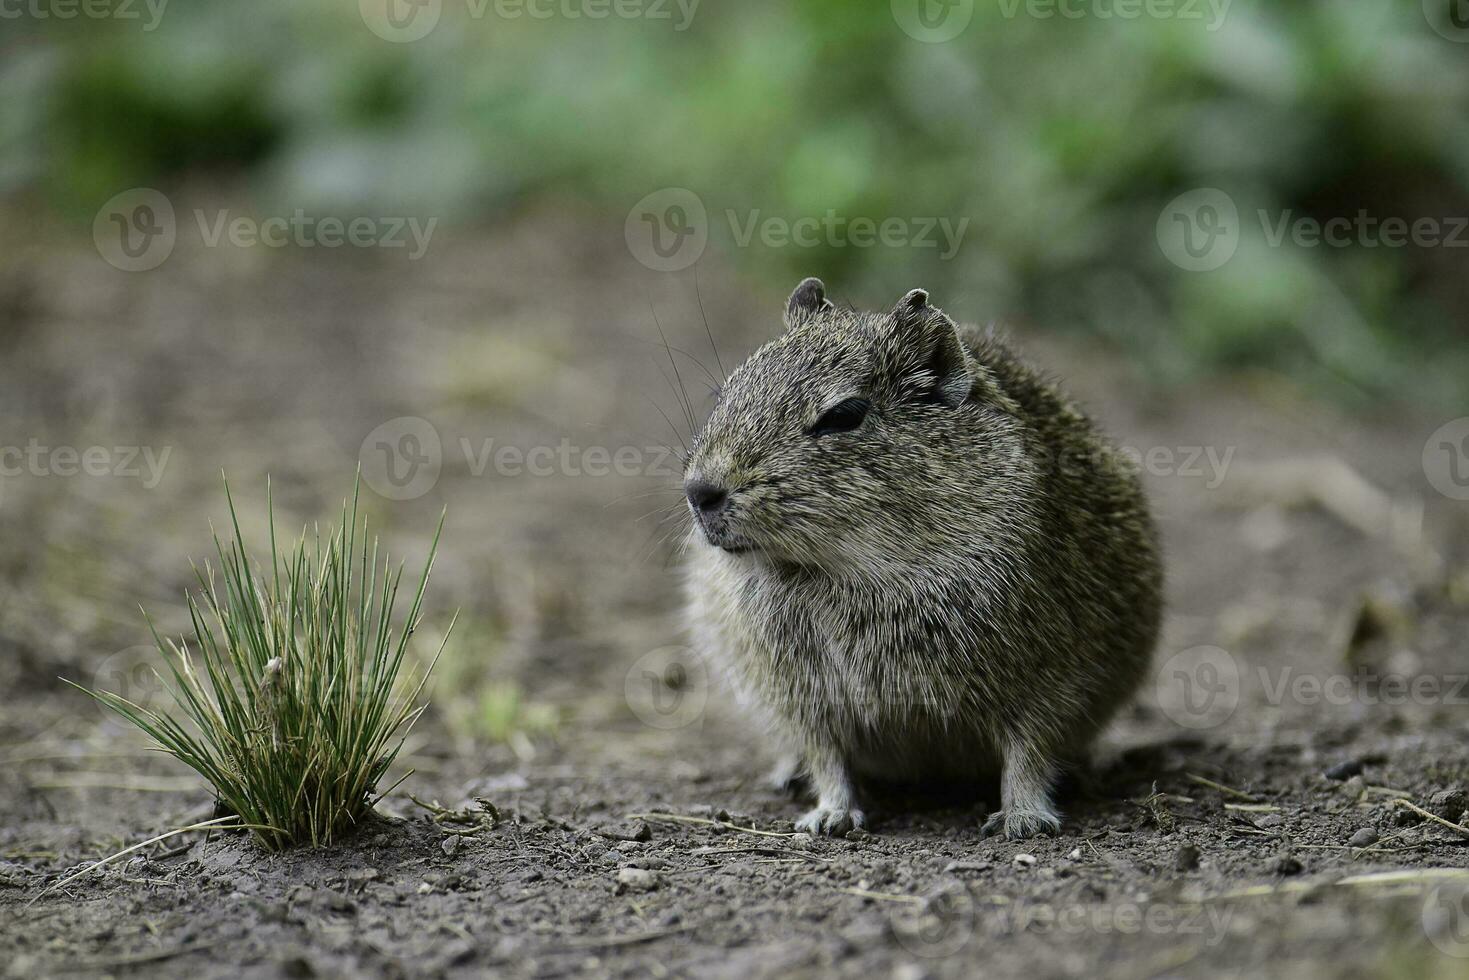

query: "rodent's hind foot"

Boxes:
[795, 805, 865, 837]
[980, 808, 1062, 840]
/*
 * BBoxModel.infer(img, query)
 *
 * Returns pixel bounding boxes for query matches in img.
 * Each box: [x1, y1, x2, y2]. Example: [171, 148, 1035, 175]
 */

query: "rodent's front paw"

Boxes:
[980, 808, 1061, 841]
[795, 805, 865, 837]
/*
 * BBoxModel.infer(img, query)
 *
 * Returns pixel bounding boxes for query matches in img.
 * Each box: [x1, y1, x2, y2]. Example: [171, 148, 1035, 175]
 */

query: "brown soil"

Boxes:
[3, 209, 1469, 979]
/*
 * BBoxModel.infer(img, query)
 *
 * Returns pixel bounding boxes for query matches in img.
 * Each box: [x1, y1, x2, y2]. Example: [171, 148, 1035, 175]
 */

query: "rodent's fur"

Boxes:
[683, 278, 1162, 838]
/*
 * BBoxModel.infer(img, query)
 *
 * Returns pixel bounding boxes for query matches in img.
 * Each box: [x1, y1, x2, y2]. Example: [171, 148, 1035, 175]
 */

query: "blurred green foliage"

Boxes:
[4, 0, 1469, 406]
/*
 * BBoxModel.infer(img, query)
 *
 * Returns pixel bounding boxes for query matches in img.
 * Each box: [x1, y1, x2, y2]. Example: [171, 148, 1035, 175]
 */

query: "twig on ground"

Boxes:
[1393, 799, 1469, 838]
[1186, 774, 1259, 802]
[626, 812, 798, 839]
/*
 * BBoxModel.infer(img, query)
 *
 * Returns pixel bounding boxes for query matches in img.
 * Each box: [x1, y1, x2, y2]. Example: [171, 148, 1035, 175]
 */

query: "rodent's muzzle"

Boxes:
[684, 478, 749, 553]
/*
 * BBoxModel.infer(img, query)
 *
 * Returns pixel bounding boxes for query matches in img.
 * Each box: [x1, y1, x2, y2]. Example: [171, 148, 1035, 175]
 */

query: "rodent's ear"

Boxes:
[897, 288, 929, 312]
[785, 277, 833, 327]
[890, 289, 972, 408]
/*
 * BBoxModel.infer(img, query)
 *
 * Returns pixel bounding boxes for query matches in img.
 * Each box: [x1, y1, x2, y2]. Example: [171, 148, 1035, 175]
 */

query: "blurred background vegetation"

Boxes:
[3, 0, 1468, 408]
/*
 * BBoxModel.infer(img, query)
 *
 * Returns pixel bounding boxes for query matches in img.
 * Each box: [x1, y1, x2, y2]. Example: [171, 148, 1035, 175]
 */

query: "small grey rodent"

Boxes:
[683, 278, 1162, 839]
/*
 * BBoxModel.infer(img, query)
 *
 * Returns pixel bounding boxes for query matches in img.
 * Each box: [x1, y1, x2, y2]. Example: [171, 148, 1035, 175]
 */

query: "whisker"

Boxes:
[693, 265, 727, 381]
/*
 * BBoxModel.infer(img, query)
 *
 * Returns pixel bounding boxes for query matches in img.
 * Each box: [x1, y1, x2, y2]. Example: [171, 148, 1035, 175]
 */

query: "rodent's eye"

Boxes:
[807, 397, 870, 438]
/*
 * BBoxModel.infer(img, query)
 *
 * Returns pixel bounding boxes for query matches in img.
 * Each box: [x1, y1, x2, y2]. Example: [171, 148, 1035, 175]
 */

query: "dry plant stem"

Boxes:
[26, 816, 256, 907]
[1393, 799, 1469, 838]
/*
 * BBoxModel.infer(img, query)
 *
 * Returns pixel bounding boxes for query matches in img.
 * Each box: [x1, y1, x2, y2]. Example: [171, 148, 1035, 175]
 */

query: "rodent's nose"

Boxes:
[685, 479, 729, 516]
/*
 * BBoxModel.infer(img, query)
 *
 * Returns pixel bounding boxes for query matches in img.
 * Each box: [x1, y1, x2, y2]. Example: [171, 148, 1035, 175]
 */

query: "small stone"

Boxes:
[1348, 828, 1379, 848]
[1430, 789, 1468, 822]
[1255, 814, 1284, 829]
[628, 856, 671, 870]
[439, 836, 460, 858]
[1066, 848, 1083, 861]
[1174, 844, 1201, 872]
[1324, 760, 1363, 781]
[1271, 855, 1303, 876]
[615, 867, 661, 893]
[417, 882, 434, 895]
[1012, 854, 1037, 870]
[943, 860, 992, 873]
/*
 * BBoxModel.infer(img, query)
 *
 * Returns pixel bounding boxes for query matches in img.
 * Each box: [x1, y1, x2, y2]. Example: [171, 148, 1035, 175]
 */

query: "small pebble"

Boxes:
[1256, 814, 1284, 829]
[1324, 760, 1363, 781]
[1012, 854, 1037, 870]
[1174, 844, 1201, 872]
[1066, 848, 1083, 861]
[615, 867, 661, 893]
[439, 836, 460, 858]
[1348, 828, 1379, 848]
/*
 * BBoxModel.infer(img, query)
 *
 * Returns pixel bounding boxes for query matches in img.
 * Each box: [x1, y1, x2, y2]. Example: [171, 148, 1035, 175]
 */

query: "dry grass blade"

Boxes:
[26, 816, 250, 907]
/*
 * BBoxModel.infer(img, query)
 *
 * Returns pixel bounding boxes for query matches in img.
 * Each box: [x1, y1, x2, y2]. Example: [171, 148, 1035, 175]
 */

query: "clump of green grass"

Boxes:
[75, 477, 452, 850]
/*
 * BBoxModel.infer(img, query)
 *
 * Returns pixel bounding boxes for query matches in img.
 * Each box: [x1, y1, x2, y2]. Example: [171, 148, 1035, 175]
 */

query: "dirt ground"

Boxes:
[3, 207, 1469, 979]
